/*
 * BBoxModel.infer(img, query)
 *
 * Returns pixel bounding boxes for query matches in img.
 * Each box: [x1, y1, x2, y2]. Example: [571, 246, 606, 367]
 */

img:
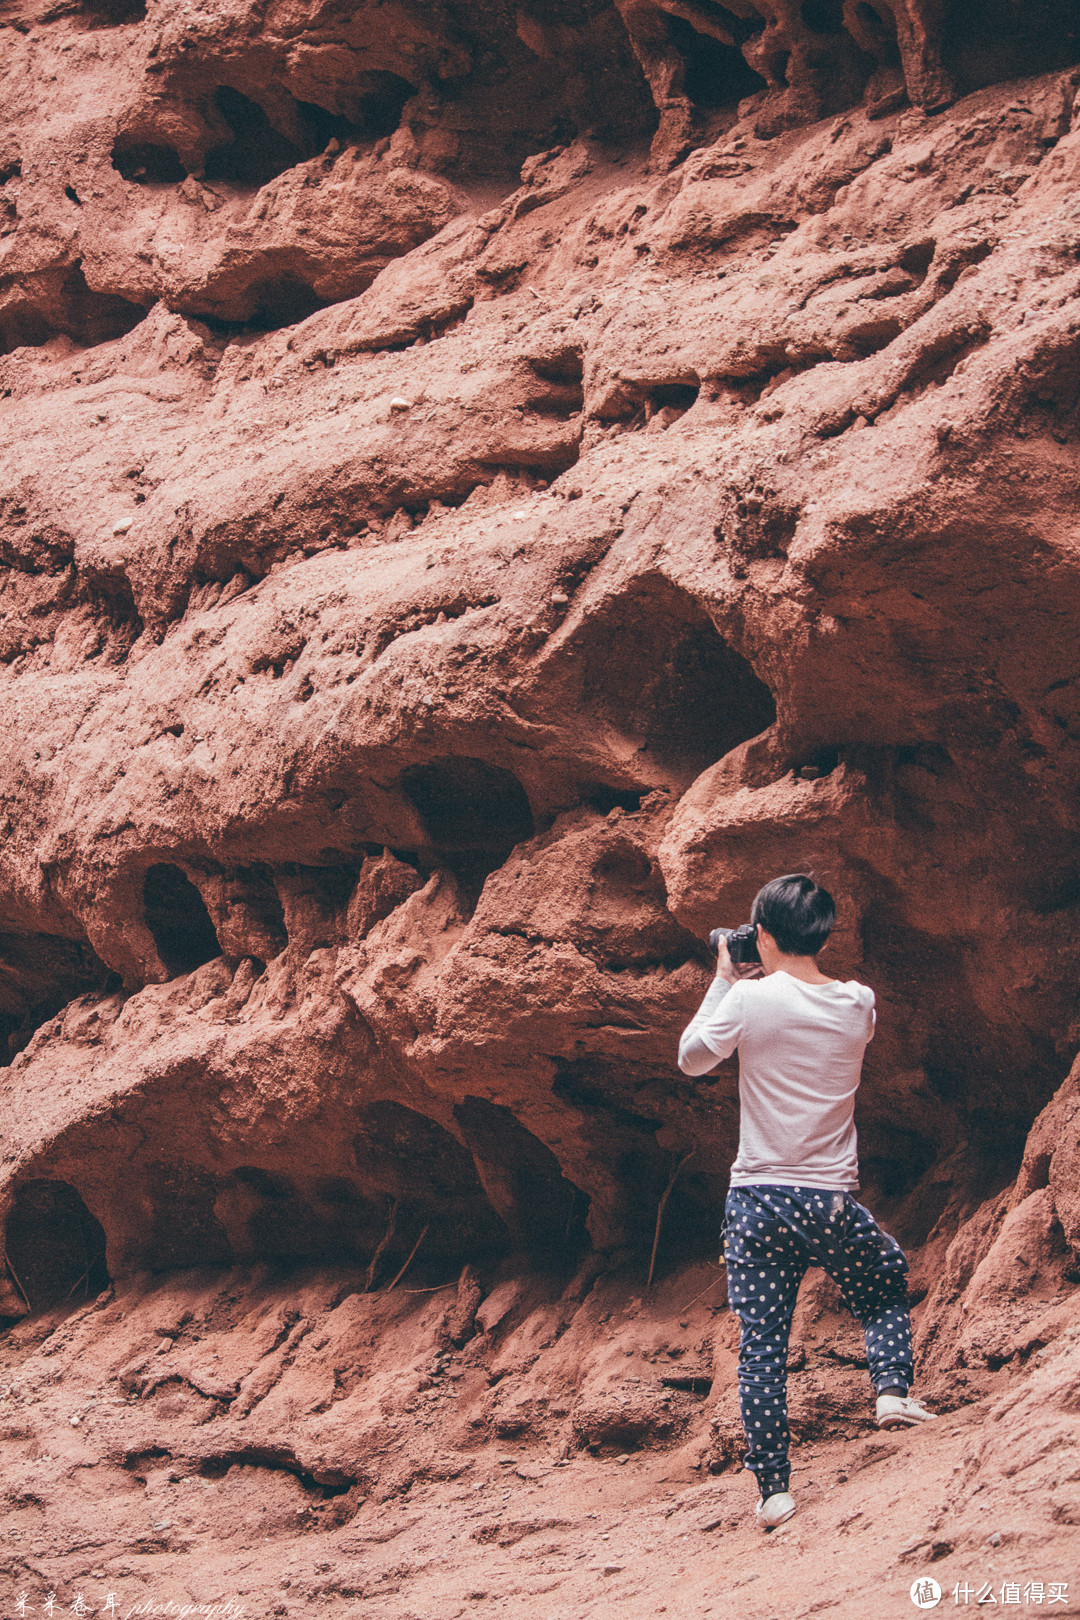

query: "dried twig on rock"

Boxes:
[63, 1267, 92, 1302]
[2, 1248, 31, 1311]
[387, 1222, 430, 1291]
[647, 1151, 694, 1291]
[681, 1269, 726, 1312]
[364, 1197, 399, 1292]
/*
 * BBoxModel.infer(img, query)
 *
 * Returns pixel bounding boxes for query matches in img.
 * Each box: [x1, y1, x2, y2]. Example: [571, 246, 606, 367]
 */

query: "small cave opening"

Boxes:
[669, 16, 769, 108]
[210, 1105, 508, 1275]
[646, 381, 701, 425]
[227, 1165, 385, 1265]
[792, 745, 841, 780]
[858, 1124, 939, 1204]
[5, 1180, 109, 1311]
[943, 0, 1080, 89]
[617, 1145, 726, 1273]
[112, 141, 188, 185]
[652, 382, 700, 411]
[860, 875, 1064, 1147]
[143, 863, 222, 977]
[354, 1101, 490, 1204]
[1025, 862, 1080, 917]
[201, 87, 396, 191]
[579, 784, 645, 815]
[84, 565, 145, 657]
[204, 88, 306, 188]
[81, 0, 147, 23]
[400, 757, 535, 898]
[851, 0, 903, 67]
[345, 8, 655, 179]
[759, 48, 790, 88]
[221, 863, 289, 960]
[453, 1097, 590, 1267]
[143, 1161, 232, 1270]
[598, 374, 700, 427]
[0, 930, 118, 1065]
[57, 263, 147, 346]
[242, 275, 323, 331]
[552, 1055, 729, 1274]
[0, 264, 147, 357]
[235, 1165, 293, 1200]
[800, 0, 846, 33]
[572, 577, 777, 785]
[855, 1127, 956, 1256]
[0, 1013, 24, 1065]
[305, 74, 414, 141]
[351, 1100, 509, 1274]
[194, 1449, 356, 1498]
[294, 100, 358, 151]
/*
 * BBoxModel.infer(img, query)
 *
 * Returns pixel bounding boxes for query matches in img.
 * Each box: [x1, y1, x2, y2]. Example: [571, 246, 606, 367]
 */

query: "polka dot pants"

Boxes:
[724, 1183, 913, 1500]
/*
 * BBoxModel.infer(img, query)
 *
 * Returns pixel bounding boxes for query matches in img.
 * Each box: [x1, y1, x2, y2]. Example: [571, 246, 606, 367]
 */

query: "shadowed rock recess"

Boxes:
[1, 0, 1080, 1611]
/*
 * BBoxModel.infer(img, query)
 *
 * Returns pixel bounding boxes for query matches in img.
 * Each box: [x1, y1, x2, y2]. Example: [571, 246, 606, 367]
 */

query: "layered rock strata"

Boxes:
[1, 0, 1080, 1609]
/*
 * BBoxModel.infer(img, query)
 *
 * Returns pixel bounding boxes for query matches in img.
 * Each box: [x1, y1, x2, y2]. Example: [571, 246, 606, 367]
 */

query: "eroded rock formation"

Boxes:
[1, 0, 1080, 1610]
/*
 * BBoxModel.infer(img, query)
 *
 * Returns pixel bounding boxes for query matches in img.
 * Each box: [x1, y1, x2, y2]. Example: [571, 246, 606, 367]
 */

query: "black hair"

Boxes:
[751, 873, 835, 956]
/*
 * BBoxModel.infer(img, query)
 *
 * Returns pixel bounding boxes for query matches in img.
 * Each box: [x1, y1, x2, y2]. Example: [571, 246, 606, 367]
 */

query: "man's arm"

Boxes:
[678, 938, 744, 1076]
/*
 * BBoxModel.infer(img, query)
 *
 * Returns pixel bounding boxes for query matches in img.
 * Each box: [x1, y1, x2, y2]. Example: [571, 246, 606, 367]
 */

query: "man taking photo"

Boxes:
[678, 873, 934, 1530]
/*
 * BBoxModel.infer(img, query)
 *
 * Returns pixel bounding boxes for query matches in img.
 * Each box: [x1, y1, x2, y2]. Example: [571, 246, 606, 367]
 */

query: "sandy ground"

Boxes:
[1, 1275, 1077, 1620]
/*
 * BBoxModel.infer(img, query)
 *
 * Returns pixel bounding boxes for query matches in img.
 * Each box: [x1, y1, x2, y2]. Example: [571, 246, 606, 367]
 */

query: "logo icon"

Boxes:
[910, 1578, 942, 1609]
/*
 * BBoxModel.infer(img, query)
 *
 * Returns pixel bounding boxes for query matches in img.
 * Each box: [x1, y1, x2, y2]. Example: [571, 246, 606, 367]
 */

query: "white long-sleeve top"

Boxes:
[678, 969, 876, 1189]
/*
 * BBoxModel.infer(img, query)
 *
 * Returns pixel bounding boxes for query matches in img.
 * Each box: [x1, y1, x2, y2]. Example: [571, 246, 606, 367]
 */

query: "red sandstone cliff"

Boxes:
[1, 0, 1079, 1612]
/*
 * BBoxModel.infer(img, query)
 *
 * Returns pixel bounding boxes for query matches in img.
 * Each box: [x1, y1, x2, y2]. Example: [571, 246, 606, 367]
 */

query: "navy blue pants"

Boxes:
[724, 1184, 913, 1499]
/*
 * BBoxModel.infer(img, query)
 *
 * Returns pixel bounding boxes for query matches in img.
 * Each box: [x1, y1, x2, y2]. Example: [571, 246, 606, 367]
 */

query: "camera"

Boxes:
[709, 923, 760, 965]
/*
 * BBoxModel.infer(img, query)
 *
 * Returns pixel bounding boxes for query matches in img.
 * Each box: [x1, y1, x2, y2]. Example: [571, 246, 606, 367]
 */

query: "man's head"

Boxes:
[751, 873, 835, 958]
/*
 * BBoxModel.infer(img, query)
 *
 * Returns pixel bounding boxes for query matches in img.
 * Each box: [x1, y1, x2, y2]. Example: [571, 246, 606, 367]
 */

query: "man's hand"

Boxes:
[715, 934, 738, 984]
[715, 936, 763, 985]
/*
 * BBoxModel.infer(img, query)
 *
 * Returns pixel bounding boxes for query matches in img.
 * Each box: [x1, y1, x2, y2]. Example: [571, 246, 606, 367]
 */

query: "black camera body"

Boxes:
[709, 923, 761, 965]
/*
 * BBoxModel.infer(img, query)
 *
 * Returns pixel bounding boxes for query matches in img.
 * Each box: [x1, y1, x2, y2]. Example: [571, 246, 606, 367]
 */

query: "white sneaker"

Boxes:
[756, 1491, 796, 1530]
[876, 1392, 936, 1429]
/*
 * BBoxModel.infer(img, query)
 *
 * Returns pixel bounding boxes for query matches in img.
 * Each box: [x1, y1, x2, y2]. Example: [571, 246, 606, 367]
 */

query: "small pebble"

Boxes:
[616, 1454, 630, 1465]
[389, 397, 411, 411]
[551, 592, 569, 604]
[603, 1564, 624, 1576]
[111, 518, 133, 535]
